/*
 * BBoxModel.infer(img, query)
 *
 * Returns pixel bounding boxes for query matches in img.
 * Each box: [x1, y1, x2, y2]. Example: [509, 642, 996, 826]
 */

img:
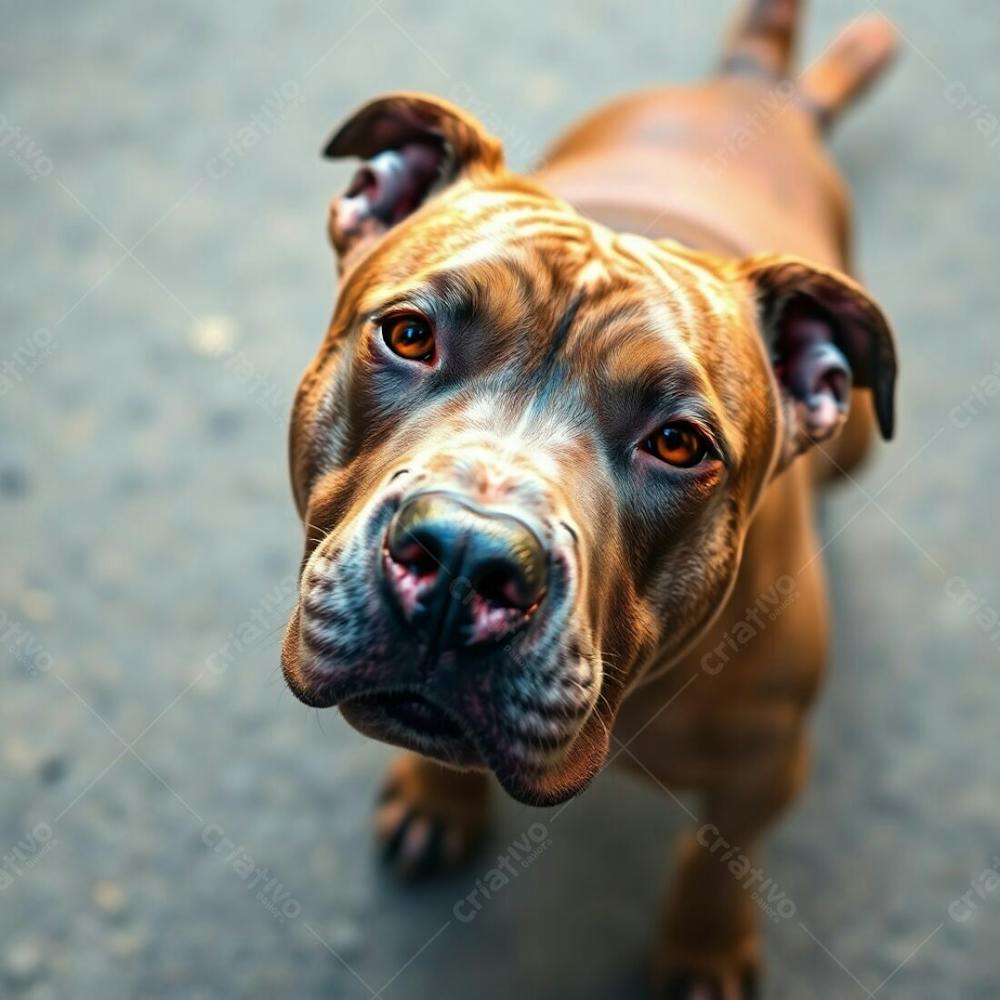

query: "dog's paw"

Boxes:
[374, 752, 489, 880]
[659, 966, 758, 1000]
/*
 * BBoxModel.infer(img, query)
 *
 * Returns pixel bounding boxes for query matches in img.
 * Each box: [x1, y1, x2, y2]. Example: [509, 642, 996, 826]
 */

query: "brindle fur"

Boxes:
[281, 2, 898, 995]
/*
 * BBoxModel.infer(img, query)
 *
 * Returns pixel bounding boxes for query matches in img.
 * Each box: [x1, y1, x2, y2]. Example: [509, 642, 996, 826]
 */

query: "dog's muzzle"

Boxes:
[382, 490, 548, 648]
[284, 473, 599, 801]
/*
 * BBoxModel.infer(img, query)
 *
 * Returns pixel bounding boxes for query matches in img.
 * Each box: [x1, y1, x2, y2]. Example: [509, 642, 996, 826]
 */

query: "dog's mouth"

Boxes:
[363, 691, 464, 739]
[340, 690, 483, 767]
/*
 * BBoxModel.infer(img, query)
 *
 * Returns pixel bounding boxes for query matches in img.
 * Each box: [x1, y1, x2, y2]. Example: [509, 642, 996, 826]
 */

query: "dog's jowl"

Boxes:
[281, 1, 899, 994]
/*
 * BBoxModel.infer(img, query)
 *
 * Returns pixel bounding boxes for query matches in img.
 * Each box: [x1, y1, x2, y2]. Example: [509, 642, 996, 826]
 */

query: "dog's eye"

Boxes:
[644, 422, 711, 468]
[381, 313, 435, 362]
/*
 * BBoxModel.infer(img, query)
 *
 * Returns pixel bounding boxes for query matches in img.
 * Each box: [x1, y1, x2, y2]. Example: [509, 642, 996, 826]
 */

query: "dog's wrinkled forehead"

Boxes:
[343, 184, 765, 467]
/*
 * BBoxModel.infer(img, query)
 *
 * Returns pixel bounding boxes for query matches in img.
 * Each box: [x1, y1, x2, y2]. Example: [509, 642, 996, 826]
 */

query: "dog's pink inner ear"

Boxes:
[341, 143, 442, 228]
[738, 254, 897, 443]
[771, 295, 853, 449]
[327, 141, 444, 264]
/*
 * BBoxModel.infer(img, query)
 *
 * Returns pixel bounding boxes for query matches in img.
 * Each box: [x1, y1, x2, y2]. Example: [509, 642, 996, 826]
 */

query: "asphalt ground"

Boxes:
[2, 2, 998, 997]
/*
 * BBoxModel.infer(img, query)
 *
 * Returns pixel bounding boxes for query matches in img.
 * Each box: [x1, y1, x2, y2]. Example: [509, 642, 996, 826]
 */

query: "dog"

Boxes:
[281, 1, 898, 994]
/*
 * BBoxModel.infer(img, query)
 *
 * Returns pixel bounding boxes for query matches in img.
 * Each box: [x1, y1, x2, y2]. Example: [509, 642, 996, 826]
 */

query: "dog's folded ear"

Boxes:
[322, 93, 504, 272]
[733, 253, 897, 466]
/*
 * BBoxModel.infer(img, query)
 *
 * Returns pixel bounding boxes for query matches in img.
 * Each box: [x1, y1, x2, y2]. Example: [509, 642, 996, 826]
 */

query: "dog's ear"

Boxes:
[322, 92, 504, 272]
[733, 253, 897, 467]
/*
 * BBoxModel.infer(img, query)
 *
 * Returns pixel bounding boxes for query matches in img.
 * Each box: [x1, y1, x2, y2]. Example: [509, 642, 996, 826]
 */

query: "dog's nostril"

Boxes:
[386, 497, 445, 580]
[404, 546, 439, 580]
[475, 569, 509, 606]
[472, 553, 546, 611]
[475, 568, 524, 609]
[387, 532, 440, 579]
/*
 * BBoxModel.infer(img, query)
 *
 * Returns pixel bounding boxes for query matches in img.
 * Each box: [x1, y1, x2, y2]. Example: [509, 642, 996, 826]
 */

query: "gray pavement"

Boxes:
[2, 1, 998, 997]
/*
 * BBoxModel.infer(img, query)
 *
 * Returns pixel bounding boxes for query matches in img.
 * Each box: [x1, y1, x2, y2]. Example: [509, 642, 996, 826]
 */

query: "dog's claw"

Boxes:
[379, 810, 445, 879]
[376, 798, 476, 880]
[660, 968, 758, 1000]
[374, 753, 489, 880]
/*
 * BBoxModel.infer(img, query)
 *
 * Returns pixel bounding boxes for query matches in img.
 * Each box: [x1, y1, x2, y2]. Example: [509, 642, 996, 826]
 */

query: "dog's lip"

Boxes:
[282, 654, 340, 709]
[337, 687, 598, 805]
[340, 689, 483, 765]
[354, 690, 465, 739]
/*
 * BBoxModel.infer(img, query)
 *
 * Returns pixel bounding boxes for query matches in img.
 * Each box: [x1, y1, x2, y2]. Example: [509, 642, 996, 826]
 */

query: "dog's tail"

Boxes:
[720, 1, 898, 131]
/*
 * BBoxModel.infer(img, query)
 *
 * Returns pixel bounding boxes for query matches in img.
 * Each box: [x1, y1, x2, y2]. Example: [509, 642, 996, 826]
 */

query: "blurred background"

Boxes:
[2, 1, 998, 997]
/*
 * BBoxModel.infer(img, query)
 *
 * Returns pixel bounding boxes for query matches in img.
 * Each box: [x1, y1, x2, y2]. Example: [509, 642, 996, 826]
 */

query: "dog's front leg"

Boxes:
[656, 735, 809, 999]
[375, 752, 490, 879]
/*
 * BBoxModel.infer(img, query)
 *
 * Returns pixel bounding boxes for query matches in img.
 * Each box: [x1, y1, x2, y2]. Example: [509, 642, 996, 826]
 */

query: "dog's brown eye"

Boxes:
[381, 313, 435, 362]
[645, 423, 710, 468]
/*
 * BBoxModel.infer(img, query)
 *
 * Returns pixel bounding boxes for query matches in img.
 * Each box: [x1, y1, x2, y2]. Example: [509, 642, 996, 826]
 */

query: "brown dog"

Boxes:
[281, 1, 898, 994]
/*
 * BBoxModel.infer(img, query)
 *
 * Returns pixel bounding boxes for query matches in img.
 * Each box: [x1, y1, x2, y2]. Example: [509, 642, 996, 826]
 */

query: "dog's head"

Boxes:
[281, 94, 896, 805]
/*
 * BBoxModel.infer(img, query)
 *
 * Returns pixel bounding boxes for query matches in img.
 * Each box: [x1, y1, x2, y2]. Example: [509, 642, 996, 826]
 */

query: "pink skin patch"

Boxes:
[465, 592, 533, 645]
[382, 547, 438, 620]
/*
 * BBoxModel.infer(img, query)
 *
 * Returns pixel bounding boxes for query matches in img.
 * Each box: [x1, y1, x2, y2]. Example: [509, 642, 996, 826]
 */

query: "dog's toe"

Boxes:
[378, 806, 444, 878]
[375, 794, 480, 880]
[374, 752, 489, 880]
[660, 967, 757, 1000]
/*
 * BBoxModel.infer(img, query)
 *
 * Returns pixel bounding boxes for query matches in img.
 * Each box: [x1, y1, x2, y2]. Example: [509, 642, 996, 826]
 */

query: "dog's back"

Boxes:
[537, 3, 896, 265]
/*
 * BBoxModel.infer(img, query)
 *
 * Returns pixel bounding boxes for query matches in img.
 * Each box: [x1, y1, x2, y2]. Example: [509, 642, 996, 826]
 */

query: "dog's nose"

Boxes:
[383, 492, 548, 647]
